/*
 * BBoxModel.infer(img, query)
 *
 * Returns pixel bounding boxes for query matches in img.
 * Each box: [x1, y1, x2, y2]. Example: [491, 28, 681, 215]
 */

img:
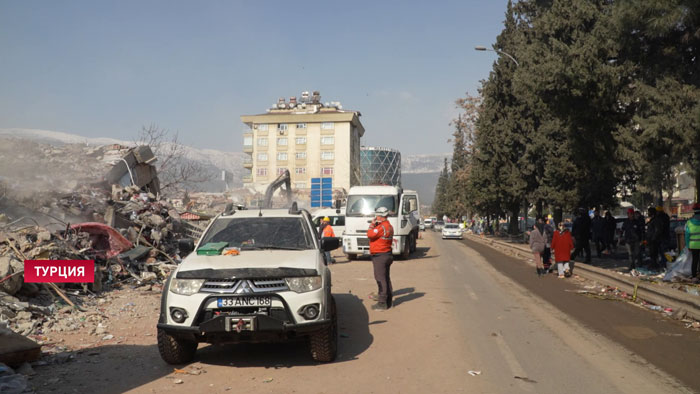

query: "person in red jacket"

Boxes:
[552, 221, 574, 278]
[367, 206, 394, 310]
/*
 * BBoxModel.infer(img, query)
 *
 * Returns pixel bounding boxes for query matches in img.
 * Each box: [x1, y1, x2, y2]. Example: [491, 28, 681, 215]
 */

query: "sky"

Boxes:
[0, 1, 508, 155]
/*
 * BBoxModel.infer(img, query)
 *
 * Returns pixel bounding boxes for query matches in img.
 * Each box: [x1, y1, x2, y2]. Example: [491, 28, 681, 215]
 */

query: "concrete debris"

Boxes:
[0, 362, 28, 394]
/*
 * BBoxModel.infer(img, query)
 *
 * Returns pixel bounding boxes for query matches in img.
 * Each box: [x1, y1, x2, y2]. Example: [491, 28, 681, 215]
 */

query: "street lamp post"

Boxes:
[474, 45, 525, 233]
[474, 45, 519, 67]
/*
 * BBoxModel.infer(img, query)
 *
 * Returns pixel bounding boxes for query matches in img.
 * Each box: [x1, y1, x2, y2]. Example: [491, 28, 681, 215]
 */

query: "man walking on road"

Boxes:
[320, 217, 336, 264]
[591, 209, 606, 258]
[686, 203, 700, 281]
[367, 206, 394, 310]
[622, 208, 643, 271]
[572, 208, 592, 263]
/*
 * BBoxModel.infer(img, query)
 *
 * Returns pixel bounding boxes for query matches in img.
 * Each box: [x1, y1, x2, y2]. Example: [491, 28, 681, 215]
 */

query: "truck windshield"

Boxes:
[199, 217, 315, 250]
[346, 195, 397, 217]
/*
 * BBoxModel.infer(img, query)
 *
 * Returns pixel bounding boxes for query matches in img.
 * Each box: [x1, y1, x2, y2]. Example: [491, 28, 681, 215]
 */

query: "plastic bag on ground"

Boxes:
[663, 248, 692, 282]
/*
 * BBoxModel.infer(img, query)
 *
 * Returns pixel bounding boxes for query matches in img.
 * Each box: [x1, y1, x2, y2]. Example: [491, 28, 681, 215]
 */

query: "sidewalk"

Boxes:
[463, 232, 700, 321]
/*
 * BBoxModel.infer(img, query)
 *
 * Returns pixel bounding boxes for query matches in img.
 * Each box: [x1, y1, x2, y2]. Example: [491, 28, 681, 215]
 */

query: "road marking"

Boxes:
[493, 333, 534, 392]
[463, 284, 478, 300]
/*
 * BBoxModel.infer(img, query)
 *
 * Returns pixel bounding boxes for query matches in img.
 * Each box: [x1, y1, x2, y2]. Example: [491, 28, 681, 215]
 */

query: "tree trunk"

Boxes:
[536, 200, 543, 218]
[695, 171, 700, 203]
[554, 207, 563, 225]
[509, 202, 520, 235]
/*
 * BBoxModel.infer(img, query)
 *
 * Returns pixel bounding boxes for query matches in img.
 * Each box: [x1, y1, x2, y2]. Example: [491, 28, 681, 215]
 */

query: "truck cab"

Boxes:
[341, 186, 420, 260]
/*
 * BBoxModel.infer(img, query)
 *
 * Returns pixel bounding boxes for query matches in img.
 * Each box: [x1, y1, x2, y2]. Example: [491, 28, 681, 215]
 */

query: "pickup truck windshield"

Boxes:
[346, 195, 397, 217]
[199, 217, 315, 250]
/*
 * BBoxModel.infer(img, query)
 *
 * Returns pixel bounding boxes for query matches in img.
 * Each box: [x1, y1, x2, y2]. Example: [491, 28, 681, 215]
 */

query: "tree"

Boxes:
[136, 124, 210, 195]
[431, 159, 451, 217]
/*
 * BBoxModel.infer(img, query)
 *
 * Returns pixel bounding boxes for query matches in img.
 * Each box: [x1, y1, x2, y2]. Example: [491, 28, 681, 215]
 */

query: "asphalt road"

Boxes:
[30, 232, 695, 393]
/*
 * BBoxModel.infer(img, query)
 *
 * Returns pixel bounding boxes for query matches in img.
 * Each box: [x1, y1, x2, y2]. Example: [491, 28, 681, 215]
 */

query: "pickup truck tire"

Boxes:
[310, 296, 337, 362]
[157, 328, 197, 364]
[346, 253, 357, 261]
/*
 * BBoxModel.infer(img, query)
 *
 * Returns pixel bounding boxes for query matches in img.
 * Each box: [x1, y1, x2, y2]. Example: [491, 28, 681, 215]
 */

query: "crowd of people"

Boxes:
[525, 203, 700, 281]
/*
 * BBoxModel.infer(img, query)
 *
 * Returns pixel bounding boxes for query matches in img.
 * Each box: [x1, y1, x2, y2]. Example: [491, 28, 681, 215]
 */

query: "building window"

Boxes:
[278, 123, 288, 131]
[257, 137, 268, 146]
[321, 122, 334, 130]
[295, 137, 307, 145]
[295, 167, 306, 175]
[321, 136, 334, 145]
[256, 124, 268, 131]
[243, 136, 253, 146]
[322, 167, 334, 175]
[277, 167, 287, 175]
[257, 153, 268, 161]
[295, 152, 307, 160]
[277, 152, 288, 161]
[296, 123, 307, 129]
[277, 137, 288, 146]
[256, 168, 268, 176]
[294, 182, 306, 189]
[321, 151, 334, 160]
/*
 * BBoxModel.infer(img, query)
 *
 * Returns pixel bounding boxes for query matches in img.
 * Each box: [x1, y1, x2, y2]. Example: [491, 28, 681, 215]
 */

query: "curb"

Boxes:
[464, 233, 700, 321]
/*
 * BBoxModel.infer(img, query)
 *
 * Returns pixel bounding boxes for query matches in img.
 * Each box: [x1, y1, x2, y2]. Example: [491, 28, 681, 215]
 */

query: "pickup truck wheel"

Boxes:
[310, 296, 337, 362]
[157, 328, 197, 364]
[346, 253, 357, 261]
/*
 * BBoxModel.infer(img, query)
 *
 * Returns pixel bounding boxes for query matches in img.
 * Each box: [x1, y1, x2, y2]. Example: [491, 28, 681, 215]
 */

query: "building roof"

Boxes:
[240, 111, 365, 137]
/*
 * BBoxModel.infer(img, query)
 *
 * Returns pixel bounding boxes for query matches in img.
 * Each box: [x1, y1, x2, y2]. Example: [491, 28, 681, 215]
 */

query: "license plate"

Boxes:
[217, 296, 272, 307]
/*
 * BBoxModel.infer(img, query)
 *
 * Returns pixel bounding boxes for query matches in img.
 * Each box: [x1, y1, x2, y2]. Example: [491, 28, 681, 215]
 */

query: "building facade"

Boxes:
[360, 146, 401, 186]
[240, 91, 364, 192]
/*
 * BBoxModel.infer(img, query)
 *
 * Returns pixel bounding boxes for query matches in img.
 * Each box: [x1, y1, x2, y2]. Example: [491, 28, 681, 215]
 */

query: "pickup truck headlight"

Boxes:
[285, 276, 322, 293]
[169, 278, 205, 295]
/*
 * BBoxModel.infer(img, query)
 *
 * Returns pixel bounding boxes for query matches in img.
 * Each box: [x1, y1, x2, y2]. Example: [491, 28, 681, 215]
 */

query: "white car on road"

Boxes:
[442, 223, 463, 239]
[157, 205, 340, 364]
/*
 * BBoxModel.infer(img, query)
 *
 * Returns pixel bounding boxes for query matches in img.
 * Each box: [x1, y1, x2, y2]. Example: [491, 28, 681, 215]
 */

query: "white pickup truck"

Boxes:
[341, 186, 420, 260]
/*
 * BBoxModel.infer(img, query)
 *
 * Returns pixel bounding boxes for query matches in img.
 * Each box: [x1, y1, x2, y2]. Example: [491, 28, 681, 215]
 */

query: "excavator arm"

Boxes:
[263, 169, 292, 208]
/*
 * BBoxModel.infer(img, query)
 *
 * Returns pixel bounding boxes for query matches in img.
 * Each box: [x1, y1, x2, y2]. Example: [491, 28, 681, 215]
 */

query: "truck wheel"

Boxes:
[346, 253, 357, 261]
[157, 328, 197, 364]
[310, 296, 337, 362]
[400, 238, 410, 259]
[410, 232, 417, 253]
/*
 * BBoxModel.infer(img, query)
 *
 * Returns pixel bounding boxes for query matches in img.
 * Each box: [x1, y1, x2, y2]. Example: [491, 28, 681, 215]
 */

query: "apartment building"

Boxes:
[240, 91, 365, 192]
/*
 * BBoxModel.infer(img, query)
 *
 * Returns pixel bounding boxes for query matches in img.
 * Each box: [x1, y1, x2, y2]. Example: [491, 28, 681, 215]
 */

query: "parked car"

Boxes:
[424, 218, 433, 229]
[434, 221, 445, 231]
[157, 205, 340, 364]
[442, 223, 463, 239]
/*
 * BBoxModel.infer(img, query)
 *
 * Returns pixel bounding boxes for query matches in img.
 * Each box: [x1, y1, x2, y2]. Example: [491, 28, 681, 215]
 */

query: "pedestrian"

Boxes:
[685, 203, 700, 281]
[571, 208, 592, 263]
[552, 221, 574, 278]
[591, 209, 606, 258]
[656, 206, 671, 255]
[645, 207, 663, 270]
[622, 208, 642, 271]
[367, 206, 394, 310]
[541, 217, 554, 272]
[320, 217, 335, 264]
[603, 210, 616, 254]
[529, 222, 547, 277]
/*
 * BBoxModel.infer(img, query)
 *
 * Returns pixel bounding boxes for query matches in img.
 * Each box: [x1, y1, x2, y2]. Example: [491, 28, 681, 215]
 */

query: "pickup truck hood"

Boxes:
[178, 249, 319, 273]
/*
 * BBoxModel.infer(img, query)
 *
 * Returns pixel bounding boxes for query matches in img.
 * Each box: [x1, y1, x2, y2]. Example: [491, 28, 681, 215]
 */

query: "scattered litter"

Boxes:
[173, 379, 183, 384]
[101, 334, 114, 341]
[263, 378, 274, 383]
[468, 370, 481, 376]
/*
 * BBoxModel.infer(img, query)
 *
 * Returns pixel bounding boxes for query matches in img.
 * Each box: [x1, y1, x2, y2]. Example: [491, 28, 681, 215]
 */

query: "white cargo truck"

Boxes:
[342, 186, 420, 260]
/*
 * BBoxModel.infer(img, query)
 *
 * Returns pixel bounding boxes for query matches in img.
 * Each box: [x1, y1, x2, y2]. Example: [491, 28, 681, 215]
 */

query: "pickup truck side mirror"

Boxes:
[178, 238, 195, 256]
[321, 237, 341, 251]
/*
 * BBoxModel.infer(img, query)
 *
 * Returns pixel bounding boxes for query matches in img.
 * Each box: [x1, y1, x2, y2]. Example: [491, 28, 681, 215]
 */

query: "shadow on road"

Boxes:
[391, 287, 425, 307]
[196, 293, 372, 367]
[409, 246, 433, 260]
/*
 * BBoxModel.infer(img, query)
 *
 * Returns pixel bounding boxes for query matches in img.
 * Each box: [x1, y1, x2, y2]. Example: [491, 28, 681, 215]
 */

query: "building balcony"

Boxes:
[242, 175, 253, 183]
[243, 144, 253, 153]
[243, 157, 253, 168]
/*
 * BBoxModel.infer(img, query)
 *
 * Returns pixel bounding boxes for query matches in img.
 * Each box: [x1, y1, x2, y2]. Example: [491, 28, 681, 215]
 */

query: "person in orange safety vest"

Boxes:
[367, 206, 394, 310]
[320, 217, 336, 264]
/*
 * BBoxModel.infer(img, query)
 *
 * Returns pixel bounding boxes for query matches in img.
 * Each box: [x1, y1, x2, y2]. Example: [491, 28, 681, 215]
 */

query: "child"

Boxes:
[552, 221, 574, 278]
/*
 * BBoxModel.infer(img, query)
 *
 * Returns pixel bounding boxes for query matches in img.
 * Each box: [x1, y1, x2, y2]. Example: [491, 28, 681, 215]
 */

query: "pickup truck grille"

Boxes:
[199, 278, 288, 294]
